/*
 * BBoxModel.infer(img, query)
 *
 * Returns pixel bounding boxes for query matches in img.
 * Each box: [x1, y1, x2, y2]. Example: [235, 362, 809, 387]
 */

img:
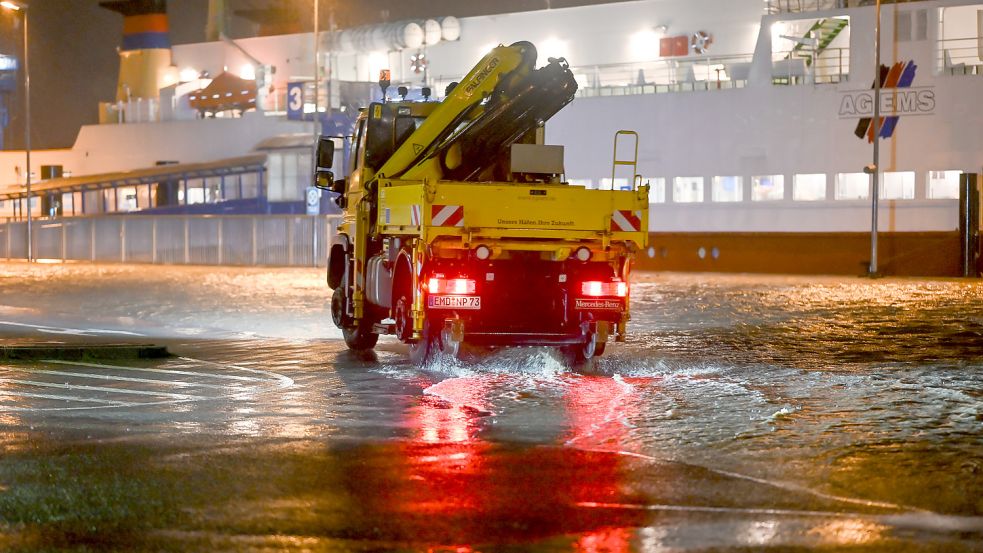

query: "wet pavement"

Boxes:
[0, 262, 982, 551]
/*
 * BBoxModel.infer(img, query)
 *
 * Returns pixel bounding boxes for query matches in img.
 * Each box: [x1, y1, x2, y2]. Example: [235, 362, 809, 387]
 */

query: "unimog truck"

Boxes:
[314, 41, 649, 364]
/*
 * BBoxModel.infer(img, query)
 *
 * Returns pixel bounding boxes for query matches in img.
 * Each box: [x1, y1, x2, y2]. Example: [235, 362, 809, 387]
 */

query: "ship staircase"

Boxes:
[776, 17, 849, 84]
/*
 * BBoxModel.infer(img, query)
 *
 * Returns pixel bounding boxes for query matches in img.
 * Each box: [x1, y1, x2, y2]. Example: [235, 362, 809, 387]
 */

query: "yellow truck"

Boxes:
[314, 41, 649, 364]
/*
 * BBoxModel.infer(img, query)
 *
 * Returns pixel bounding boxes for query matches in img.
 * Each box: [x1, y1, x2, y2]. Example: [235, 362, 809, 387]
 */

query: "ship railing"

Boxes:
[938, 36, 983, 76]
[772, 47, 850, 84]
[0, 214, 342, 268]
[766, 0, 853, 14]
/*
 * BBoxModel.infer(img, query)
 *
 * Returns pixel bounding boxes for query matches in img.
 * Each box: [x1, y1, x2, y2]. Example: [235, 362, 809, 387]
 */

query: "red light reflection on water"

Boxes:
[380, 373, 646, 546]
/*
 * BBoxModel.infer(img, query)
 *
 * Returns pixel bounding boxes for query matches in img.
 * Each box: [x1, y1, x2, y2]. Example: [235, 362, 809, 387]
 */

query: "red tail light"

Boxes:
[427, 277, 476, 295]
[581, 280, 628, 297]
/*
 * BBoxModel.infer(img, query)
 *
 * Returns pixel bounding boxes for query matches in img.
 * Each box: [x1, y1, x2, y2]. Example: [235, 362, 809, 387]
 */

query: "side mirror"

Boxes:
[316, 136, 335, 170]
[314, 169, 334, 191]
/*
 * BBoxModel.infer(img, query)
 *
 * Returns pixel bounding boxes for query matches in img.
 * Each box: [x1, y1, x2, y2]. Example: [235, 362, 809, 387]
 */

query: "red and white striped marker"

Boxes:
[431, 205, 464, 227]
[611, 210, 642, 232]
[410, 205, 421, 226]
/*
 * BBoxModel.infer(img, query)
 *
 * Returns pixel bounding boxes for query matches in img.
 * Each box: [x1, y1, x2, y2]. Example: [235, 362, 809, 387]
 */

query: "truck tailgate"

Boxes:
[379, 181, 649, 242]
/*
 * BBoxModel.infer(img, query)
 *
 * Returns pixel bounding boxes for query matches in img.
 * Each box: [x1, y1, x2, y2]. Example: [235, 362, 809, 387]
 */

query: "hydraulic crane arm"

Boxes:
[373, 42, 537, 182]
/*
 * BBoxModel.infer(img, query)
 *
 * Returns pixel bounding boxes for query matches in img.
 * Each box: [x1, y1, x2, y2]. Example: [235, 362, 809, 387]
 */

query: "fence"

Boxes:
[0, 215, 340, 267]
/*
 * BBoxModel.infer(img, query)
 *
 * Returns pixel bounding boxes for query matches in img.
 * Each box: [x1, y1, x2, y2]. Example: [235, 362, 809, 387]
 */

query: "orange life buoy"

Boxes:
[691, 30, 713, 54]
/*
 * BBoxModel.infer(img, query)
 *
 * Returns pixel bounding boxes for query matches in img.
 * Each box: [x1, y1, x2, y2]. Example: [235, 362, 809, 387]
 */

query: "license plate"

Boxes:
[428, 295, 481, 310]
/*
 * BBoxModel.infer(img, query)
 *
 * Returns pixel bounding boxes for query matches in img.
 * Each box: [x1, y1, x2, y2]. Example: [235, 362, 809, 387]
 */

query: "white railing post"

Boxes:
[251, 217, 258, 265]
[184, 216, 190, 264]
[152, 217, 158, 264]
[217, 217, 223, 265]
[120, 218, 127, 263]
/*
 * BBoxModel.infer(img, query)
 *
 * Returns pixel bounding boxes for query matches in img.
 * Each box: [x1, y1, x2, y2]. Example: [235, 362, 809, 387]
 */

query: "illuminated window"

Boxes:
[673, 176, 704, 202]
[793, 174, 826, 201]
[881, 171, 915, 199]
[752, 175, 784, 201]
[928, 170, 961, 199]
[712, 176, 743, 202]
[649, 177, 666, 203]
[600, 177, 629, 191]
[835, 172, 868, 200]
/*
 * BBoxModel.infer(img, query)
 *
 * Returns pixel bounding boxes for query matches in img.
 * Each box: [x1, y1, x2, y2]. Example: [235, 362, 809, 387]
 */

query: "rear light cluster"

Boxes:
[581, 280, 628, 297]
[427, 277, 476, 295]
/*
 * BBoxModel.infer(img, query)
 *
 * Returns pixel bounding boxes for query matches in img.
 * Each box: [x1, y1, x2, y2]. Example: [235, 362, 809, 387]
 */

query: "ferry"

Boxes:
[0, 0, 980, 275]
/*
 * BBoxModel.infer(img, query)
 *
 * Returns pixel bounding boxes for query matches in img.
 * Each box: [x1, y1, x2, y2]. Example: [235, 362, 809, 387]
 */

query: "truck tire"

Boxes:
[334, 287, 379, 351]
[343, 320, 379, 351]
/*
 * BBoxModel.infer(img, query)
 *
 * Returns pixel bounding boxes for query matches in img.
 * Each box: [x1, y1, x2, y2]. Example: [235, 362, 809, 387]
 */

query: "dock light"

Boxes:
[179, 67, 198, 83]
[474, 245, 491, 260]
[3, 0, 30, 261]
[574, 246, 592, 261]
[239, 64, 256, 81]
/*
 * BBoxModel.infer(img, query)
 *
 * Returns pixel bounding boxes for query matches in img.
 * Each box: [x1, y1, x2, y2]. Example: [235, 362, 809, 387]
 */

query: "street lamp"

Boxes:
[869, 0, 882, 276]
[1, 0, 30, 262]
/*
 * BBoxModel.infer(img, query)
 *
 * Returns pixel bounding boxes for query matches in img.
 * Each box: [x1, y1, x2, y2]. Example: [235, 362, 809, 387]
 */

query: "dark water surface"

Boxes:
[0, 264, 981, 551]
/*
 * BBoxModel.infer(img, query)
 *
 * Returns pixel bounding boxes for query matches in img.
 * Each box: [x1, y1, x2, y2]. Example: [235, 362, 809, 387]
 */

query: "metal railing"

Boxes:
[0, 214, 340, 267]
[938, 37, 983, 76]
[766, 0, 852, 14]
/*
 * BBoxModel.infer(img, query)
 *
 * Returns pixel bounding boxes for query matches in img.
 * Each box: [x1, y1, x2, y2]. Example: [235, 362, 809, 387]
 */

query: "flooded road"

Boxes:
[0, 263, 981, 551]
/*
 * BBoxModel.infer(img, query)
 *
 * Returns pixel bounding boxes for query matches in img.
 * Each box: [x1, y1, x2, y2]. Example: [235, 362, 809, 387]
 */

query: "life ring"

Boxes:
[691, 30, 713, 55]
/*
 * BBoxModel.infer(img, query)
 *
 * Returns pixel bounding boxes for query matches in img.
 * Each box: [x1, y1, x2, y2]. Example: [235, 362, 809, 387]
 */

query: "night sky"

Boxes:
[0, 0, 624, 151]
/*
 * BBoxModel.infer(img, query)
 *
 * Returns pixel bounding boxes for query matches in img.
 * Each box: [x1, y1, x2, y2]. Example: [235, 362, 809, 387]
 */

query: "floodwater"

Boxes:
[0, 262, 981, 551]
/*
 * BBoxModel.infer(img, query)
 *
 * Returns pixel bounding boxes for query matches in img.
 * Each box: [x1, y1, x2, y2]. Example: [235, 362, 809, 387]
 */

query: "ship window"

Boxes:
[649, 178, 666, 203]
[117, 187, 138, 211]
[752, 175, 785, 201]
[241, 172, 260, 198]
[882, 171, 915, 199]
[793, 173, 827, 201]
[712, 176, 743, 202]
[927, 170, 961, 199]
[601, 177, 630, 190]
[84, 190, 102, 214]
[224, 176, 240, 200]
[835, 172, 869, 200]
[205, 177, 222, 203]
[673, 177, 704, 203]
[185, 178, 205, 205]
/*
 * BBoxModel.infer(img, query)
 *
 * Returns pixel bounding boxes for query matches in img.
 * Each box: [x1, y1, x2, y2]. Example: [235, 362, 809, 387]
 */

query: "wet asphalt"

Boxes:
[0, 262, 981, 552]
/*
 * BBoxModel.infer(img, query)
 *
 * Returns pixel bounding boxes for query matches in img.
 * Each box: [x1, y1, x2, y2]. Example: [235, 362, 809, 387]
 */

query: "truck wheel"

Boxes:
[343, 319, 379, 351]
[335, 287, 378, 351]
[407, 318, 436, 366]
[593, 341, 607, 358]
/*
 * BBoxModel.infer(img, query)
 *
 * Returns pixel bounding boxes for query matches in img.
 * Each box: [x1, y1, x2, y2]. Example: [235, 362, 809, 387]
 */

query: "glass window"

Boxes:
[673, 176, 704, 203]
[137, 185, 151, 209]
[712, 176, 743, 202]
[267, 154, 284, 201]
[241, 171, 260, 198]
[752, 175, 784, 201]
[61, 193, 73, 215]
[117, 187, 138, 211]
[185, 178, 205, 205]
[928, 170, 961, 199]
[793, 174, 826, 201]
[882, 171, 915, 199]
[600, 177, 629, 190]
[835, 173, 868, 200]
[84, 190, 103, 214]
[205, 177, 222, 203]
[224, 175, 241, 200]
[649, 177, 666, 203]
